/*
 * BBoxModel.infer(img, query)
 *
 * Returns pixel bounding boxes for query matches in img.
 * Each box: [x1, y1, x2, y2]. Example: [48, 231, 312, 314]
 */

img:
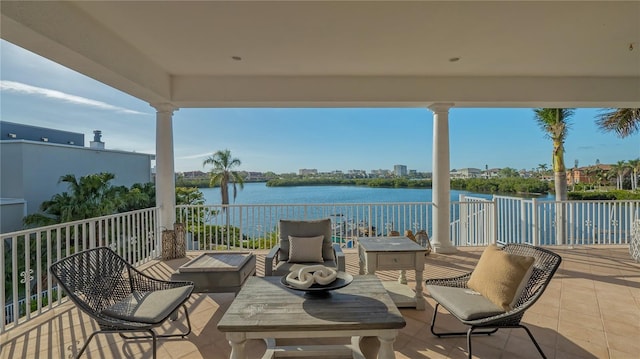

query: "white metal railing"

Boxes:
[3, 197, 639, 333]
[494, 196, 639, 246]
[1, 207, 159, 333]
[176, 202, 434, 250]
[452, 195, 496, 247]
[4, 287, 58, 325]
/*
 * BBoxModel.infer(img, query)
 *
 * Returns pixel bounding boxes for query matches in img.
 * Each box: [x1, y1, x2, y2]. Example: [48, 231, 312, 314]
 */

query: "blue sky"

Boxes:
[1, 40, 638, 174]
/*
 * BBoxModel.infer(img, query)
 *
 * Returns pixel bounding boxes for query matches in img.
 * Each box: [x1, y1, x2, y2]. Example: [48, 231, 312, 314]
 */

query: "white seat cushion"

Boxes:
[102, 286, 192, 324]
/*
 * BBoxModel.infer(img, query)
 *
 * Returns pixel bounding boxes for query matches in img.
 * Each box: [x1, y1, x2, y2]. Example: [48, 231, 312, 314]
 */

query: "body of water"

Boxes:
[200, 182, 551, 205]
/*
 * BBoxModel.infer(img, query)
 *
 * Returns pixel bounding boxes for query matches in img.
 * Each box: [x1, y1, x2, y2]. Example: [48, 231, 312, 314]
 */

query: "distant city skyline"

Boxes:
[1, 40, 638, 175]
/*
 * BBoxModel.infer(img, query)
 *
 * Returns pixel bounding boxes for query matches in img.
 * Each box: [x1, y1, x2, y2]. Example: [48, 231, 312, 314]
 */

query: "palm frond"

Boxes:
[596, 108, 640, 138]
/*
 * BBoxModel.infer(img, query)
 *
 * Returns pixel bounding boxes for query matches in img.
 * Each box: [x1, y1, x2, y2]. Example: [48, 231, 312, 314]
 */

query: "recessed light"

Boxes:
[449, 57, 461, 62]
[231, 56, 242, 61]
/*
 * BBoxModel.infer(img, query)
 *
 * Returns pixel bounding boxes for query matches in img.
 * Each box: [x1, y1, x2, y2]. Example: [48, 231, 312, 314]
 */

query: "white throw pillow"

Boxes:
[288, 235, 325, 263]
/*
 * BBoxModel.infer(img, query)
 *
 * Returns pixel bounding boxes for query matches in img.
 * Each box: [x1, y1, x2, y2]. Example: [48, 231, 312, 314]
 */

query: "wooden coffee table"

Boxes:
[170, 252, 255, 294]
[217, 275, 406, 359]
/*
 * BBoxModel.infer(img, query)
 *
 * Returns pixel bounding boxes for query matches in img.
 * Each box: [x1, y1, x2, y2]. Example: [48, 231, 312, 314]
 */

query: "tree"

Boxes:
[534, 108, 574, 200]
[24, 172, 121, 226]
[537, 163, 548, 176]
[609, 161, 630, 190]
[118, 182, 155, 212]
[596, 108, 640, 138]
[202, 149, 245, 207]
[498, 167, 520, 178]
[628, 158, 640, 191]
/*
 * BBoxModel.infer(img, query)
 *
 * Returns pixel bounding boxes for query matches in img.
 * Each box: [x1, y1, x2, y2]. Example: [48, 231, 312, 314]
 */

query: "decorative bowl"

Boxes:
[280, 272, 353, 297]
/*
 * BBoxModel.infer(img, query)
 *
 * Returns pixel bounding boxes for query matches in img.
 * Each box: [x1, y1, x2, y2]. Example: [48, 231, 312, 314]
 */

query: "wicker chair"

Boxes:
[425, 244, 561, 359]
[49, 247, 194, 359]
[265, 218, 345, 276]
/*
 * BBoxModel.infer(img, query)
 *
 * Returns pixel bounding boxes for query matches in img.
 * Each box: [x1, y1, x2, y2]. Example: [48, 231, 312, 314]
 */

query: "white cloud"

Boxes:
[0, 80, 148, 115]
[177, 152, 213, 160]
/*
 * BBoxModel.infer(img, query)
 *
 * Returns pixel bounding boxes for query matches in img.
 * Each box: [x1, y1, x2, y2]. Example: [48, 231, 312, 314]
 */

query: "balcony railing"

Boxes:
[2, 197, 638, 334]
[1, 207, 159, 333]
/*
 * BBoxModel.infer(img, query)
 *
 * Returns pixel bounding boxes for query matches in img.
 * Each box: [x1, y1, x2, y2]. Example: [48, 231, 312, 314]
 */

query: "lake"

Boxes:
[200, 182, 551, 205]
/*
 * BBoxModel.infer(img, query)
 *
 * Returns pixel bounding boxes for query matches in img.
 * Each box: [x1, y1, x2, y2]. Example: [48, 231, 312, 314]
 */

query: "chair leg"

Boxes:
[518, 324, 547, 359]
[467, 327, 473, 359]
[430, 303, 498, 337]
[75, 330, 101, 359]
[76, 329, 158, 359]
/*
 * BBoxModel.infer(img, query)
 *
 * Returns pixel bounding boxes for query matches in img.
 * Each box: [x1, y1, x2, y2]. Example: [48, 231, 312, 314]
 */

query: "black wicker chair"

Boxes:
[425, 243, 561, 359]
[49, 247, 194, 359]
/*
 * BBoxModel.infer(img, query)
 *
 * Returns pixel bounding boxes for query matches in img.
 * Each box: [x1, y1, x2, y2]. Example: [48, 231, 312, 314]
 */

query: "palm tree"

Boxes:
[537, 163, 548, 178]
[202, 149, 245, 208]
[609, 160, 631, 190]
[24, 172, 120, 226]
[534, 108, 574, 246]
[628, 158, 640, 191]
[534, 108, 574, 201]
[582, 166, 596, 190]
[596, 108, 640, 138]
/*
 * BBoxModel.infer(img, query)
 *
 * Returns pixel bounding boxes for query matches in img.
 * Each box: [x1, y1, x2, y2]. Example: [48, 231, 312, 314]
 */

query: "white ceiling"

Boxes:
[2, 1, 639, 108]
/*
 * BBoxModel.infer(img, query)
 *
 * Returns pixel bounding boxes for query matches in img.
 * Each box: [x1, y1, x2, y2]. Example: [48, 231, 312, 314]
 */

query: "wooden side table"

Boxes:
[358, 236, 427, 310]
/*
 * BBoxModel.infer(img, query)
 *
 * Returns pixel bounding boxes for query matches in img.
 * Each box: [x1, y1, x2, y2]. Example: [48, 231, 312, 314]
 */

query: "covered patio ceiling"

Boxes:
[2, 0, 639, 109]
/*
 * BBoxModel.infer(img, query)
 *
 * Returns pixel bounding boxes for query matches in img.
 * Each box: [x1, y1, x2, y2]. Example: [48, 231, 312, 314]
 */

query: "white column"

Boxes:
[430, 104, 457, 253]
[152, 103, 178, 232]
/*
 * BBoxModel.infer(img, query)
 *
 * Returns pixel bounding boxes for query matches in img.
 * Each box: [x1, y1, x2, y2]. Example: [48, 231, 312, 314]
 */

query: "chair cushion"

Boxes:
[278, 219, 334, 262]
[467, 244, 535, 311]
[101, 286, 192, 324]
[288, 235, 325, 263]
[427, 285, 505, 321]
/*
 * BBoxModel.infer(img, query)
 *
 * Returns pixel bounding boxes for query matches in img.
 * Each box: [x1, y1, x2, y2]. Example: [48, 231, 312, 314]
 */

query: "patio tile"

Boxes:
[556, 336, 610, 358]
[2, 246, 639, 359]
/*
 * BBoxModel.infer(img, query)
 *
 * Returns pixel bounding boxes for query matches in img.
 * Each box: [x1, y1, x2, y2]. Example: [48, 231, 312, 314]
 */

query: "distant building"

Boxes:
[450, 168, 482, 179]
[299, 168, 318, 176]
[567, 164, 613, 185]
[370, 169, 391, 178]
[347, 169, 367, 178]
[394, 165, 407, 177]
[181, 170, 208, 178]
[244, 171, 266, 181]
[0, 122, 154, 233]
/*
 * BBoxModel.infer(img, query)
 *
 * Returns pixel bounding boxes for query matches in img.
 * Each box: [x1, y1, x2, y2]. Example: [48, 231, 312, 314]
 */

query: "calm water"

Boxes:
[200, 182, 551, 205]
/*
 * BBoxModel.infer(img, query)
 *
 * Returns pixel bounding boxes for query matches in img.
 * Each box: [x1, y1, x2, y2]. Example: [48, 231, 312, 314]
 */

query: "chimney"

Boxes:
[90, 130, 105, 150]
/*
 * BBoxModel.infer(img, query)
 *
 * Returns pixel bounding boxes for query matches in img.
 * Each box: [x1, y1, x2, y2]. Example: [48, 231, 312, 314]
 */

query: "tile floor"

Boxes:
[1, 245, 638, 359]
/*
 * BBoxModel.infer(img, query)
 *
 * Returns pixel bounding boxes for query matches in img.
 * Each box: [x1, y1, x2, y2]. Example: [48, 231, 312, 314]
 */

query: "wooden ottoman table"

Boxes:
[171, 252, 256, 294]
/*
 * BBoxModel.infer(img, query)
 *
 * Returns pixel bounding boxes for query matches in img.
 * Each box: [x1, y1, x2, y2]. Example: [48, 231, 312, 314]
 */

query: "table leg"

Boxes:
[377, 330, 397, 359]
[398, 270, 407, 285]
[358, 247, 365, 275]
[414, 267, 426, 310]
[226, 332, 247, 359]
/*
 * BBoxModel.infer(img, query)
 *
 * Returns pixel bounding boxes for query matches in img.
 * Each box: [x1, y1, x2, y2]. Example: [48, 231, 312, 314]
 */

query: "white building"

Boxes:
[450, 168, 482, 179]
[394, 165, 408, 177]
[0, 127, 154, 233]
[298, 169, 318, 176]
